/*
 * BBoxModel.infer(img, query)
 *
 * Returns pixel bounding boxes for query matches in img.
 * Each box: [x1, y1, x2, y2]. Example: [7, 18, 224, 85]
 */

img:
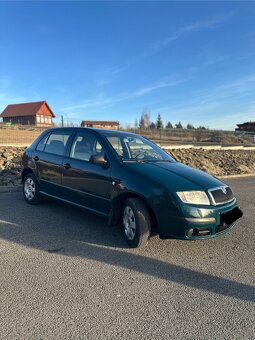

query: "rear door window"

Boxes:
[36, 133, 50, 152]
[44, 132, 72, 156]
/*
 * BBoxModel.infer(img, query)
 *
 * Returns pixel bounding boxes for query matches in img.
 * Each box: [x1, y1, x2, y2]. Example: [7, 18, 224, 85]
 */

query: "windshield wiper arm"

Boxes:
[123, 159, 172, 163]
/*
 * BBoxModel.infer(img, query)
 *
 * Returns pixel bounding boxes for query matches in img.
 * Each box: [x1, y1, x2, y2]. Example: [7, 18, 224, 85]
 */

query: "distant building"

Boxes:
[235, 121, 255, 132]
[0, 101, 55, 127]
[81, 120, 119, 130]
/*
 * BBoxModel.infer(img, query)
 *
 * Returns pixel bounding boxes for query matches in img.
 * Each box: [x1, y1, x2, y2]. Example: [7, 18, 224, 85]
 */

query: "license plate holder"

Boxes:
[221, 207, 243, 225]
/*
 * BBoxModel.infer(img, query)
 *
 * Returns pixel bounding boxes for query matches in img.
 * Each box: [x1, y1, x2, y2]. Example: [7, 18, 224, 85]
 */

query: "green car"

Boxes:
[22, 128, 243, 248]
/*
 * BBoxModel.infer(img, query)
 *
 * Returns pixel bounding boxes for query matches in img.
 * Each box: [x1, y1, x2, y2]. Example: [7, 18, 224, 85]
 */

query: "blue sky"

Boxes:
[0, 1, 255, 130]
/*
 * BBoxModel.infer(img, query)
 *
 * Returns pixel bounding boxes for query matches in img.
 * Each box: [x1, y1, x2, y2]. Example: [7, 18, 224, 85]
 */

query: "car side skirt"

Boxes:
[39, 191, 110, 217]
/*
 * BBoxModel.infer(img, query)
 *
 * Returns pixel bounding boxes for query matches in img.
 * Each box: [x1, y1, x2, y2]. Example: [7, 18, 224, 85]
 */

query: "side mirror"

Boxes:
[90, 154, 108, 166]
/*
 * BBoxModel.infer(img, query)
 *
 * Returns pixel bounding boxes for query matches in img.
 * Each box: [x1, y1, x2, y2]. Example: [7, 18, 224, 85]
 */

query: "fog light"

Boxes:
[186, 229, 194, 237]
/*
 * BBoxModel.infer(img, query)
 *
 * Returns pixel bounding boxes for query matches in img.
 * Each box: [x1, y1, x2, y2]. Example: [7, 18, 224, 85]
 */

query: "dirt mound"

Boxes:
[167, 148, 255, 176]
[0, 147, 25, 186]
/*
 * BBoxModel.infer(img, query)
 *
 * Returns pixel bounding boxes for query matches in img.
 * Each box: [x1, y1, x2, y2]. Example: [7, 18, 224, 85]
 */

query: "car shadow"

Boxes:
[0, 193, 254, 303]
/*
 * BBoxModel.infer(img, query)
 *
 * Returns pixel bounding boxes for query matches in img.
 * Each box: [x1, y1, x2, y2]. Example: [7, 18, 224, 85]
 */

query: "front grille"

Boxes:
[208, 186, 234, 205]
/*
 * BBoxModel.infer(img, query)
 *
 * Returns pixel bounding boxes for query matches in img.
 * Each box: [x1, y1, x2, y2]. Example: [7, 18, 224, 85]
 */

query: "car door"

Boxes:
[33, 129, 73, 196]
[61, 130, 112, 215]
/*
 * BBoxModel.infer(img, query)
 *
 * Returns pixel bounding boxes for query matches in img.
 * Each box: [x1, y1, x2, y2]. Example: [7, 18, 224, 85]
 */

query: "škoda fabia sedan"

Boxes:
[22, 128, 243, 248]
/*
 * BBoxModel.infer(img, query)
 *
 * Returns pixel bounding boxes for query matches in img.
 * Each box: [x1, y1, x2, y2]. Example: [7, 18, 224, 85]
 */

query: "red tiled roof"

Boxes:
[81, 120, 119, 125]
[0, 101, 56, 118]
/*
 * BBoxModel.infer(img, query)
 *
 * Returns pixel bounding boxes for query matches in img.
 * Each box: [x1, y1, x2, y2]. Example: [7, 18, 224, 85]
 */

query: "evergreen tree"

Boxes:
[166, 121, 173, 129]
[175, 121, 183, 129]
[156, 113, 164, 130]
[149, 122, 156, 129]
[186, 123, 195, 129]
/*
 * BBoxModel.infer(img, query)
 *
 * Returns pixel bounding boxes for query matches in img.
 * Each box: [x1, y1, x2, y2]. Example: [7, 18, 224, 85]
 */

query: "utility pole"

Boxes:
[61, 115, 64, 127]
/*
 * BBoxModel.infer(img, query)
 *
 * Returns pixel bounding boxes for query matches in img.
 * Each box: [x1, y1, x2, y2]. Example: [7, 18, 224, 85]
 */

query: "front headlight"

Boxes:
[176, 191, 210, 205]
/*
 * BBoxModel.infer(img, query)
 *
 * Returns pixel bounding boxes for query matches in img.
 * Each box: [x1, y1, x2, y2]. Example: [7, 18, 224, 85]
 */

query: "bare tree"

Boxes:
[139, 115, 145, 130]
[138, 108, 151, 130]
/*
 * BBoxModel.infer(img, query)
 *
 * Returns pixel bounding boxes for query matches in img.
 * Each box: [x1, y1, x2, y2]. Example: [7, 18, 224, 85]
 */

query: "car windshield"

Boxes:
[104, 134, 175, 162]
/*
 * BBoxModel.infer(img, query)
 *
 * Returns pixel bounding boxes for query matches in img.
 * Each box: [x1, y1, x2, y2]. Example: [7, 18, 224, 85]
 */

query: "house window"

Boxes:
[37, 115, 52, 124]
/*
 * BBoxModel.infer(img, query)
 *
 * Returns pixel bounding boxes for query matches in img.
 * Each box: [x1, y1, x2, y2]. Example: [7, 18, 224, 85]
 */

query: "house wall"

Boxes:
[37, 102, 52, 116]
[35, 114, 53, 127]
[3, 116, 36, 125]
[3, 114, 53, 127]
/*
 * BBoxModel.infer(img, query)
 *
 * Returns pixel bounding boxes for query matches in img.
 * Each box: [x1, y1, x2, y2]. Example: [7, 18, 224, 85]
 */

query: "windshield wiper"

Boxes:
[141, 160, 174, 164]
[123, 159, 173, 163]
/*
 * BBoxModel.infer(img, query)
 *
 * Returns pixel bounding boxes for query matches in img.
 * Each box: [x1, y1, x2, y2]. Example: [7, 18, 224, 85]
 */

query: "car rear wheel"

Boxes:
[122, 198, 151, 248]
[23, 173, 42, 204]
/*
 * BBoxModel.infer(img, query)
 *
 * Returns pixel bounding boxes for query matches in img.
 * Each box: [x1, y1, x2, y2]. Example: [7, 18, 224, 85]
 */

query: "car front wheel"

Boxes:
[23, 173, 42, 204]
[122, 198, 151, 248]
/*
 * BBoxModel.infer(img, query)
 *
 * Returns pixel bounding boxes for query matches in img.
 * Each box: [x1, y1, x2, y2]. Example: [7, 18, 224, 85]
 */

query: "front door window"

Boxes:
[70, 132, 104, 162]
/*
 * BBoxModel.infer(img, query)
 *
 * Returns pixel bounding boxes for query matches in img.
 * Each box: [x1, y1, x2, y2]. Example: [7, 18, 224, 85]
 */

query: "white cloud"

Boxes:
[203, 55, 231, 66]
[153, 11, 234, 51]
[152, 73, 255, 130]
[194, 74, 255, 104]
[90, 12, 234, 80]
[97, 79, 112, 86]
[61, 75, 191, 114]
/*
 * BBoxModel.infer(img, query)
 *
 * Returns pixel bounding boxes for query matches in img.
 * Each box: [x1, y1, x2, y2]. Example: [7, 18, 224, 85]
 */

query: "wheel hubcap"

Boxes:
[24, 178, 36, 200]
[123, 206, 136, 240]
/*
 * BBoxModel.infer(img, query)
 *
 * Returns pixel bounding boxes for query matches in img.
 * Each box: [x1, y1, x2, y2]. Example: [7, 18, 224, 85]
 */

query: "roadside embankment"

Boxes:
[0, 146, 255, 186]
[0, 147, 25, 186]
[167, 148, 255, 177]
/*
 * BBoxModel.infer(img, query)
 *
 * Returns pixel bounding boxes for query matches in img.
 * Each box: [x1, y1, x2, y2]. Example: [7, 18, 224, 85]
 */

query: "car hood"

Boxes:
[125, 161, 225, 192]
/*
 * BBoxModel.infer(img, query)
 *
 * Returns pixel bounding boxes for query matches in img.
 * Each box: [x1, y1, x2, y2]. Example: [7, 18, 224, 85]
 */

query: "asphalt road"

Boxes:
[0, 177, 254, 340]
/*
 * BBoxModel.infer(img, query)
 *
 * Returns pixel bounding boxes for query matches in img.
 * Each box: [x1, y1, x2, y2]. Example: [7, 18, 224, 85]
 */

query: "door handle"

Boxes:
[64, 163, 71, 170]
[34, 156, 39, 161]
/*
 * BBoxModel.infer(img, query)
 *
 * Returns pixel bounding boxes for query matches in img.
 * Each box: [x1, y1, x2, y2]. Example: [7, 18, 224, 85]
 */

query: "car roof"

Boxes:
[48, 127, 138, 137]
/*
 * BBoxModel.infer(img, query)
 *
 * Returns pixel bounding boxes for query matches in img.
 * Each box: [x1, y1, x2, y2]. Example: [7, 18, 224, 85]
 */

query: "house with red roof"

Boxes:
[0, 101, 55, 127]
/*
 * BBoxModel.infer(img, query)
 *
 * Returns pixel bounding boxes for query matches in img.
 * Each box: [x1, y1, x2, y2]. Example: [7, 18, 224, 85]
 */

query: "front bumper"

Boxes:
[158, 200, 243, 240]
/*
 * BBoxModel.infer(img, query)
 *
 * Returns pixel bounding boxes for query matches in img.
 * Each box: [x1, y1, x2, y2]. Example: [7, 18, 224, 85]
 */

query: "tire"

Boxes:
[122, 198, 151, 248]
[23, 173, 42, 205]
